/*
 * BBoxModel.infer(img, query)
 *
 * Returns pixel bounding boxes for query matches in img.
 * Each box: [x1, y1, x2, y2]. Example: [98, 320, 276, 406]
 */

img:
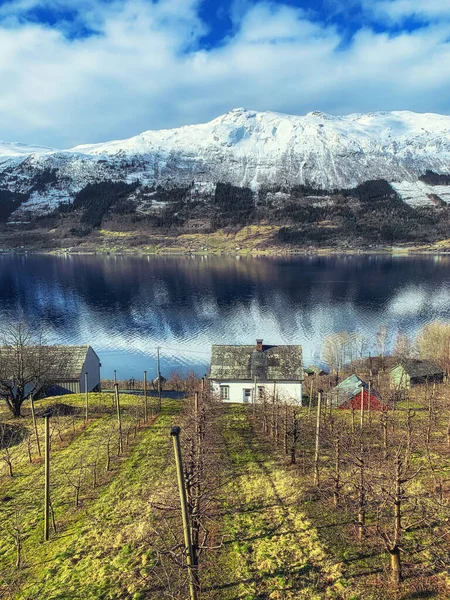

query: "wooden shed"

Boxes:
[44, 346, 101, 395]
[390, 359, 444, 390]
[332, 374, 386, 410]
[304, 365, 328, 377]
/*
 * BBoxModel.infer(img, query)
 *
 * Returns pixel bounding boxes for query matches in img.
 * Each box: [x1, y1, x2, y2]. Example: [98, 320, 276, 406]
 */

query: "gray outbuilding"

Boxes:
[45, 345, 101, 395]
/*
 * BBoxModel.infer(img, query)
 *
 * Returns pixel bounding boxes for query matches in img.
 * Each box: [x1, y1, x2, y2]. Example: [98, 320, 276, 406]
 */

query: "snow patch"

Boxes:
[391, 181, 450, 207]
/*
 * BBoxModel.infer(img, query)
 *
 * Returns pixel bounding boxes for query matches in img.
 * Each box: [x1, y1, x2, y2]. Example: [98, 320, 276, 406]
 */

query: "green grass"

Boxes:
[211, 405, 342, 599]
[0, 394, 181, 600]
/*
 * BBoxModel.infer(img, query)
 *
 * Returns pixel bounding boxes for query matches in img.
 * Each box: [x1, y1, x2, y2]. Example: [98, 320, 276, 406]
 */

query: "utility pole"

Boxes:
[30, 394, 41, 457]
[157, 347, 162, 412]
[114, 383, 123, 455]
[85, 372, 89, 423]
[114, 370, 117, 386]
[170, 426, 198, 600]
[43, 410, 51, 541]
[143, 370, 148, 423]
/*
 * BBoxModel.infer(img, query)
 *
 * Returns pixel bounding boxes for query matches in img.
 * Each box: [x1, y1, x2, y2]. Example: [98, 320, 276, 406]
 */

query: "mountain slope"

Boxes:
[1, 108, 450, 251]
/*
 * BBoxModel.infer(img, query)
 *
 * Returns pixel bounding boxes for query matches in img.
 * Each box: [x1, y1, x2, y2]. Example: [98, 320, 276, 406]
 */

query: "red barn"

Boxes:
[339, 388, 386, 411]
[332, 374, 387, 411]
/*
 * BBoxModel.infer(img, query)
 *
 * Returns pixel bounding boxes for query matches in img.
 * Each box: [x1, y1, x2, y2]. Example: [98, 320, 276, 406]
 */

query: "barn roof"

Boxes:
[0, 345, 97, 381]
[394, 359, 444, 378]
[334, 374, 364, 399]
[210, 344, 303, 381]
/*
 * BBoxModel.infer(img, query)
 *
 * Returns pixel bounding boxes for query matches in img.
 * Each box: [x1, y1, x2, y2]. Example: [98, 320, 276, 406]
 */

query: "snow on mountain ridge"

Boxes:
[66, 108, 450, 159]
[2, 109, 450, 215]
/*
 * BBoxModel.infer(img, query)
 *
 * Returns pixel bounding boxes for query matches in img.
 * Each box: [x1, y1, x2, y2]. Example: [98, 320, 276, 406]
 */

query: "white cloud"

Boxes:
[0, 0, 450, 147]
[364, 0, 450, 23]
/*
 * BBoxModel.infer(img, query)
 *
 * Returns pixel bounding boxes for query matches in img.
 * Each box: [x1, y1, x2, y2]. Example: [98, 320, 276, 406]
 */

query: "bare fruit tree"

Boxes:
[0, 322, 70, 418]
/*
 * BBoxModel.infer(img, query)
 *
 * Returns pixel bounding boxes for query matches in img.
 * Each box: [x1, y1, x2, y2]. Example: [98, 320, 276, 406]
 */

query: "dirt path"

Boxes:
[208, 405, 343, 600]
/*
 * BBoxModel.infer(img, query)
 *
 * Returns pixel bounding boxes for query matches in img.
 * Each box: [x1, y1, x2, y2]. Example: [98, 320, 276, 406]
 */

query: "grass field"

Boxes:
[3, 388, 450, 599]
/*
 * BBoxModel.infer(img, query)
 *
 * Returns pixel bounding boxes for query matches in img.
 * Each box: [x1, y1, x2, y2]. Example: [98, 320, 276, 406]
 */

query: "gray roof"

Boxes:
[0, 345, 97, 381]
[394, 359, 444, 378]
[334, 374, 364, 401]
[333, 374, 380, 405]
[210, 344, 303, 381]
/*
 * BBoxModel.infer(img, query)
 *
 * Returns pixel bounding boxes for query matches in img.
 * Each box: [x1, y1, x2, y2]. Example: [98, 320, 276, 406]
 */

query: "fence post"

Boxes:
[30, 394, 41, 457]
[170, 426, 198, 600]
[85, 372, 89, 423]
[114, 383, 123, 455]
[144, 370, 148, 423]
[314, 391, 322, 486]
[43, 410, 51, 541]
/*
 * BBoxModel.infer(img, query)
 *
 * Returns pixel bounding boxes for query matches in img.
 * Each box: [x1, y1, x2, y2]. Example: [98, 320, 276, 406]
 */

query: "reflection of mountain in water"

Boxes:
[0, 254, 450, 378]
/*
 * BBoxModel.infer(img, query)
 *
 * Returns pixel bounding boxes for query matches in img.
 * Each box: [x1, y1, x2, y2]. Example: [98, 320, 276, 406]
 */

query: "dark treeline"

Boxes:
[2, 171, 450, 248]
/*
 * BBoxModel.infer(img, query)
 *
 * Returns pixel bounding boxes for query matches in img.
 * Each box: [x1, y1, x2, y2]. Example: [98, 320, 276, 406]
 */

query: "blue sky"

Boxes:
[1, 0, 450, 147]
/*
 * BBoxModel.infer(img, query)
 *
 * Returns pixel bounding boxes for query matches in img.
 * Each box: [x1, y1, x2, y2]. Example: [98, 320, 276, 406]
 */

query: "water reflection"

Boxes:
[0, 254, 450, 379]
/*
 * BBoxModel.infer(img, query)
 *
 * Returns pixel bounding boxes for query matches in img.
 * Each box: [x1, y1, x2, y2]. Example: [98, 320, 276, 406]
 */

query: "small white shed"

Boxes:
[209, 339, 303, 404]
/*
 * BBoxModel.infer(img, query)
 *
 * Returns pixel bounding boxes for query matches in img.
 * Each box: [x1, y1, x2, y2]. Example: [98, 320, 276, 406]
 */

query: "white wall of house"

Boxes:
[79, 347, 101, 392]
[210, 380, 303, 405]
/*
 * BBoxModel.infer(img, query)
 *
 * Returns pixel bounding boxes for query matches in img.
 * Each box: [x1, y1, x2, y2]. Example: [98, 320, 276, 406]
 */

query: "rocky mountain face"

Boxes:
[1, 108, 450, 249]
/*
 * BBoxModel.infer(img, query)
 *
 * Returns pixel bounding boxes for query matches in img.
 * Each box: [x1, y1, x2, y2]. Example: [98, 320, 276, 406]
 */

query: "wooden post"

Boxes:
[253, 376, 257, 416]
[143, 370, 148, 423]
[194, 392, 200, 443]
[157, 347, 162, 412]
[44, 411, 50, 541]
[368, 380, 372, 425]
[114, 370, 117, 385]
[114, 383, 123, 455]
[314, 391, 322, 486]
[170, 427, 198, 600]
[85, 372, 89, 423]
[360, 386, 364, 431]
[30, 394, 41, 457]
[308, 379, 313, 416]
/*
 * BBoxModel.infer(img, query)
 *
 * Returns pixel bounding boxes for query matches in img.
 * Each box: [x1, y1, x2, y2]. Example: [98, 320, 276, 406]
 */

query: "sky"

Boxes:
[1, 0, 450, 147]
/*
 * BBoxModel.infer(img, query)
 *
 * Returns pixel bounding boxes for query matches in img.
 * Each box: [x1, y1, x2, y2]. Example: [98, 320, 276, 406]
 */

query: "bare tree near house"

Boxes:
[0, 322, 70, 418]
[376, 325, 389, 369]
[393, 331, 414, 361]
[416, 320, 450, 377]
[0, 423, 28, 477]
[322, 332, 368, 375]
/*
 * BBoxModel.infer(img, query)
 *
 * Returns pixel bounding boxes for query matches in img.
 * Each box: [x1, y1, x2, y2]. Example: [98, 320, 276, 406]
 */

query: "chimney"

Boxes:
[256, 339, 263, 352]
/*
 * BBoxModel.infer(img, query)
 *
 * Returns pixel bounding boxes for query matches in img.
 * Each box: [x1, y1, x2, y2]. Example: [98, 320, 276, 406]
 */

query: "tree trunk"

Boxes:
[390, 547, 402, 587]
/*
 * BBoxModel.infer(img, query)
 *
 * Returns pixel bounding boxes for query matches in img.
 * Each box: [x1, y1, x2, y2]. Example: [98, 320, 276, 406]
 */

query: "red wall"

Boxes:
[339, 389, 386, 411]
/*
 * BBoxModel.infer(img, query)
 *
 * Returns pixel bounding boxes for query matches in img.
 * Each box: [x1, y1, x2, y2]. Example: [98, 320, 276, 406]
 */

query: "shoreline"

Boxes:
[3, 245, 450, 258]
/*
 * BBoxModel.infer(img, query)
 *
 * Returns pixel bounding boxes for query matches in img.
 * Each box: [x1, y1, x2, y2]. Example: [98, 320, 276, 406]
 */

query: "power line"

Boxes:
[153, 345, 211, 356]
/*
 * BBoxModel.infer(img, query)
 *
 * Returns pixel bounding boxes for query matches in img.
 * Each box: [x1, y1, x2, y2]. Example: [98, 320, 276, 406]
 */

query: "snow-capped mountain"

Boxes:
[2, 108, 450, 217]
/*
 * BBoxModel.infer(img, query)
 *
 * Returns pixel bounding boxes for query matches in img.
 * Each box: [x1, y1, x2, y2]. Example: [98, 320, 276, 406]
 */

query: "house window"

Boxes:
[258, 386, 265, 398]
[220, 385, 230, 400]
[243, 388, 252, 403]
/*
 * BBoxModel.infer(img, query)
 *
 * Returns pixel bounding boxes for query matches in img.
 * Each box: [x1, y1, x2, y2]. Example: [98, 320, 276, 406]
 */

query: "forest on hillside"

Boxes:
[1, 176, 449, 251]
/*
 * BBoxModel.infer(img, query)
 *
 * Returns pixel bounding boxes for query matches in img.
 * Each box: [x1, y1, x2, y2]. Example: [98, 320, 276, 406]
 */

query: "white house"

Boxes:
[209, 339, 303, 404]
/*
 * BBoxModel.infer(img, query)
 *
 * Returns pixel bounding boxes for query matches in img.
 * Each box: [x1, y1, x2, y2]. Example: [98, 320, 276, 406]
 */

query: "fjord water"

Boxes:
[1, 253, 450, 380]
